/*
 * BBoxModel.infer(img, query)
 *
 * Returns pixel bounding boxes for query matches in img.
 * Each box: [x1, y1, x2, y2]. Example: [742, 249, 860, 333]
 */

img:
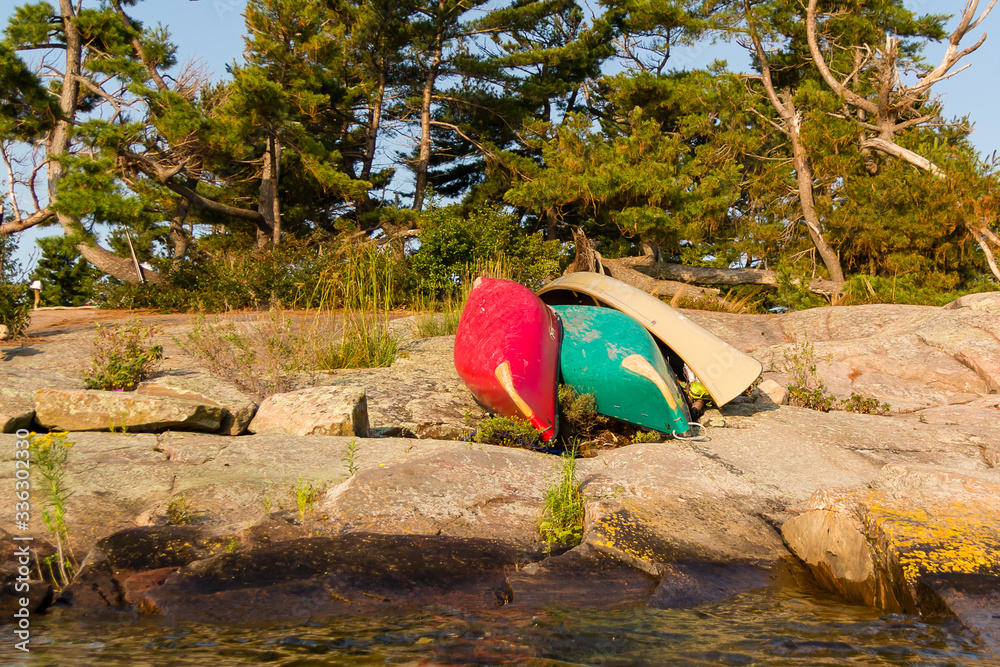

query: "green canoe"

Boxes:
[553, 305, 692, 435]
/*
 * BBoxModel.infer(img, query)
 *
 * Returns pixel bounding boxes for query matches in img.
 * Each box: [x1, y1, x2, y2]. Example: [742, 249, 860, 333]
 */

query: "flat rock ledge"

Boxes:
[0, 413, 997, 645]
[35, 388, 224, 433]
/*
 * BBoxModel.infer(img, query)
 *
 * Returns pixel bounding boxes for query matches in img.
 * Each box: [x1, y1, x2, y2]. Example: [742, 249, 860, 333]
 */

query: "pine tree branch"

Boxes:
[0, 208, 54, 235]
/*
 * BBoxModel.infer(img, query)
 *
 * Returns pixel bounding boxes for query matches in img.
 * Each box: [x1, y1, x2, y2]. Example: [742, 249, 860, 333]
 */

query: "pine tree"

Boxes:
[29, 235, 102, 307]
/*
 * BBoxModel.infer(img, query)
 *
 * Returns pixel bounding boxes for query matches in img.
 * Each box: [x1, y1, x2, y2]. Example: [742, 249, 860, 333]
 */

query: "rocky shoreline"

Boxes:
[1, 296, 998, 649]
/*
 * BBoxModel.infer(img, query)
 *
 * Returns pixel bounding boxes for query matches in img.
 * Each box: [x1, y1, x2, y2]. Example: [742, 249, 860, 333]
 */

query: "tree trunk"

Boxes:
[168, 189, 195, 266]
[257, 134, 281, 247]
[50, 0, 163, 284]
[786, 102, 845, 283]
[617, 254, 843, 296]
[544, 207, 558, 241]
[746, 15, 845, 288]
[413, 18, 443, 213]
[362, 71, 386, 181]
[569, 229, 842, 297]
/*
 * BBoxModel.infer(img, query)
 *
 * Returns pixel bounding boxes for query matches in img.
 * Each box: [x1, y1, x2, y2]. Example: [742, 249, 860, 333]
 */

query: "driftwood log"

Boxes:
[565, 229, 842, 300]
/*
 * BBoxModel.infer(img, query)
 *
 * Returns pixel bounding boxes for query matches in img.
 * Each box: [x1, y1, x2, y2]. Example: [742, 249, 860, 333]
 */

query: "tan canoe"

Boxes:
[537, 272, 762, 407]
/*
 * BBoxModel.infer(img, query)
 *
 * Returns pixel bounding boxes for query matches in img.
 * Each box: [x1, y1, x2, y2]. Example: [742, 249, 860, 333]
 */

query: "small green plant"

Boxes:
[263, 493, 273, 513]
[839, 393, 892, 415]
[224, 538, 240, 553]
[166, 495, 200, 525]
[295, 477, 320, 522]
[84, 321, 164, 391]
[538, 447, 585, 550]
[473, 415, 543, 449]
[107, 412, 129, 433]
[30, 432, 78, 591]
[783, 339, 835, 412]
[630, 430, 662, 444]
[343, 440, 361, 477]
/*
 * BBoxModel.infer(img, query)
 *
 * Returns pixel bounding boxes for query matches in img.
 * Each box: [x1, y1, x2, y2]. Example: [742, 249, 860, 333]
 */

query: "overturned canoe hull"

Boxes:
[538, 272, 762, 406]
[454, 278, 560, 441]
[554, 305, 691, 435]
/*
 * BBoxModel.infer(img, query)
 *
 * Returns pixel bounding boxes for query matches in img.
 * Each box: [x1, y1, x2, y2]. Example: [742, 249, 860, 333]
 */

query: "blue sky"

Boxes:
[6, 0, 1000, 269]
[130, 0, 997, 151]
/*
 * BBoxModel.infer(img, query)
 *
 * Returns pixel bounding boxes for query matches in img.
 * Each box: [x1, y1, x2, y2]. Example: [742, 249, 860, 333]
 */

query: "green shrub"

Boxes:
[84, 321, 164, 390]
[0, 282, 31, 337]
[473, 415, 543, 449]
[837, 273, 999, 307]
[839, 393, 892, 415]
[99, 237, 411, 313]
[783, 338, 834, 412]
[557, 385, 609, 441]
[409, 205, 564, 294]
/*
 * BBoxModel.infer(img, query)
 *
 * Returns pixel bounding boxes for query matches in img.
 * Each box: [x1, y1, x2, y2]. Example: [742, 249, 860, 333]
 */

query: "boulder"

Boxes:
[248, 385, 369, 437]
[34, 388, 223, 433]
[757, 378, 787, 405]
[0, 409, 34, 434]
[782, 464, 1000, 645]
[136, 372, 258, 435]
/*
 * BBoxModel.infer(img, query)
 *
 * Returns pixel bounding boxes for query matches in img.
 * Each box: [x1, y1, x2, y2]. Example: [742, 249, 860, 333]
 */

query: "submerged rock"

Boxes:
[61, 525, 234, 610]
[136, 534, 539, 622]
[506, 542, 658, 610]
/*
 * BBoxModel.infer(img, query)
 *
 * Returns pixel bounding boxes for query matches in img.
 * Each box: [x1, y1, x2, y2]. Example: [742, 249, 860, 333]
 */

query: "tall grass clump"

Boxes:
[414, 290, 465, 338]
[316, 314, 399, 370]
[538, 447, 585, 549]
[179, 244, 404, 397]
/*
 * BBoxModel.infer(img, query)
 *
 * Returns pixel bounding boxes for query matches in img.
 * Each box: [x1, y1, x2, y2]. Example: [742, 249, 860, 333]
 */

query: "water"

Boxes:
[2, 582, 996, 666]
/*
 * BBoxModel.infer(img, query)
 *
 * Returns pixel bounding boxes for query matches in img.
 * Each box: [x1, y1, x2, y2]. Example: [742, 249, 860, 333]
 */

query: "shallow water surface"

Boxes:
[2, 583, 996, 666]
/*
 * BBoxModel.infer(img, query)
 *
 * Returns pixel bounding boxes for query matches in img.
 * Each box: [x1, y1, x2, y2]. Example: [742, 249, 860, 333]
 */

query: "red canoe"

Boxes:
[453, 278, 560, 441]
